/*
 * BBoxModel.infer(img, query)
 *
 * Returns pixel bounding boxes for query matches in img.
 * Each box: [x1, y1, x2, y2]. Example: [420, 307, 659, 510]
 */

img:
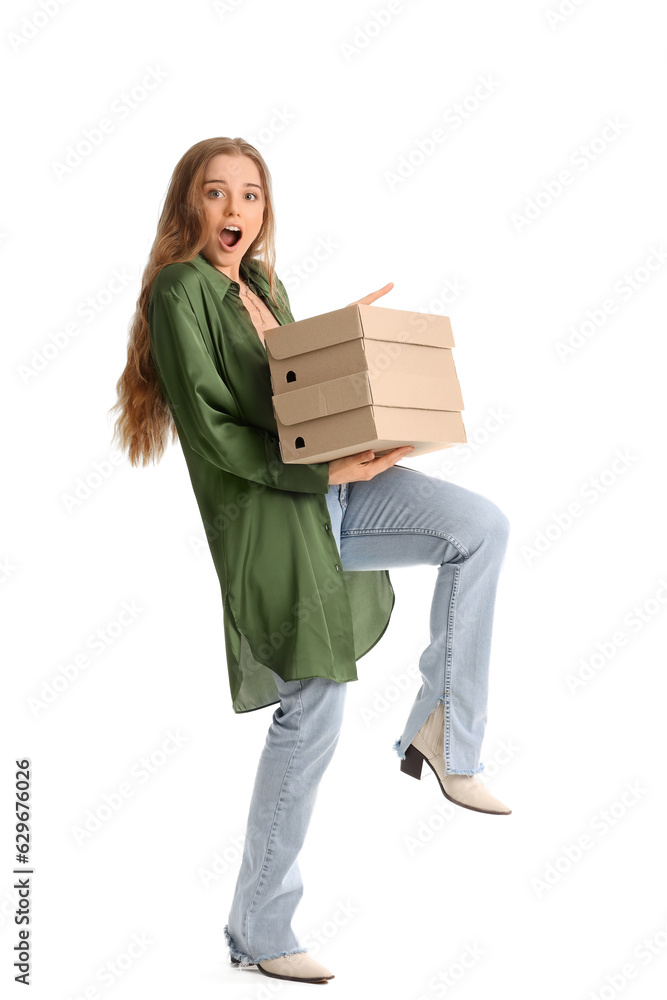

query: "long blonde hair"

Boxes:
[109, 137, 286, 467]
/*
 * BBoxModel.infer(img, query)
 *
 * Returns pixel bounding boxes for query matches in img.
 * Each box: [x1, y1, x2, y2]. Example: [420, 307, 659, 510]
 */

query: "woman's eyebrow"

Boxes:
[202, 179, 262, 189]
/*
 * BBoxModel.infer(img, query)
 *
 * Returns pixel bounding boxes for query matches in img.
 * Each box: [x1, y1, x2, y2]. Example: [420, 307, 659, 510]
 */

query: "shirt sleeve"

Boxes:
[147, 277, 330, 495]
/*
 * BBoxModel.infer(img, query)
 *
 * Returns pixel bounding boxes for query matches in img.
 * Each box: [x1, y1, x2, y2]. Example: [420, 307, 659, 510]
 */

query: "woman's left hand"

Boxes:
[346, 282, 394, 307]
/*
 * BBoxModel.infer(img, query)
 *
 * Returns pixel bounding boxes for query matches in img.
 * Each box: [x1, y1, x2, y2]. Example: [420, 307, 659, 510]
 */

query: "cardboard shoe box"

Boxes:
[267, 303, 467, 464]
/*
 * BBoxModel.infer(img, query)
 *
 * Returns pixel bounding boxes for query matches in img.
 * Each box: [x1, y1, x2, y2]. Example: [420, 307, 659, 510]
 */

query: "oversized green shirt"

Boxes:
[147, 251, 395, 712]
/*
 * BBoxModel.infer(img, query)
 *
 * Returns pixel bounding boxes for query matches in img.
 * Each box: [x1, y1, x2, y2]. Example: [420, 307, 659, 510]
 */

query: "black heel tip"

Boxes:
[400, 743, 424, 780]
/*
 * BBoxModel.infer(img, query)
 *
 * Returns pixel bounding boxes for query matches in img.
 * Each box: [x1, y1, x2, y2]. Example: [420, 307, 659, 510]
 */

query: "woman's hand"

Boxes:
[345, 281, 394, 307]
[328, 446, 414, 485]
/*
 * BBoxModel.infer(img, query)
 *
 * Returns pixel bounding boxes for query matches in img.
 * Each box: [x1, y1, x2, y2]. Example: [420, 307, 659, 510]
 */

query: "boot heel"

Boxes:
[400, 743, 424, 780]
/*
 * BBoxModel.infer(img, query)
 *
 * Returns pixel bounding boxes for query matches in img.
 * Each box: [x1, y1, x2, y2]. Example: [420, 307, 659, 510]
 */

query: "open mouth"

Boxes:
[219, 225, 243, 250]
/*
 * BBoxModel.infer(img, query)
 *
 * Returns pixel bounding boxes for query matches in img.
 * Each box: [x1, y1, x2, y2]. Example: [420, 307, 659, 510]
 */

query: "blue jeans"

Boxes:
[224, 464, 510, 964]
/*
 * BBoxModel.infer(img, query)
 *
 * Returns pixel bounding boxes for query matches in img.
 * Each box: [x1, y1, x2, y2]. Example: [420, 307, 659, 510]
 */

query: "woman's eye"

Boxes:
[207, 190, 258, 199]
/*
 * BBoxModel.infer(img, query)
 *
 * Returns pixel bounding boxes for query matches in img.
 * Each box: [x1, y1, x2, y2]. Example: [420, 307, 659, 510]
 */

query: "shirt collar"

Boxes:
[187, 251, 270, 301]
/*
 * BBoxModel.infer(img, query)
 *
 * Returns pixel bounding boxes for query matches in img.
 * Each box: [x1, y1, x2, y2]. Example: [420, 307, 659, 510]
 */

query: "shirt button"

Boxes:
[335, 564, 340, 572]
[324, 523, 330, 531]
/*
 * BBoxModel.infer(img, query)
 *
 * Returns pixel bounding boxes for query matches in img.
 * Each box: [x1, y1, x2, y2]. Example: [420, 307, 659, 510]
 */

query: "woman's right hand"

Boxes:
[328, 446, 415, 485]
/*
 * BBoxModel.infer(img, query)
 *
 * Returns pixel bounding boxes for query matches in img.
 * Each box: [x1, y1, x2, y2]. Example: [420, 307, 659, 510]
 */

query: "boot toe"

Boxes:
[258, 951, 334, 982]
[442, 774, 512, 814]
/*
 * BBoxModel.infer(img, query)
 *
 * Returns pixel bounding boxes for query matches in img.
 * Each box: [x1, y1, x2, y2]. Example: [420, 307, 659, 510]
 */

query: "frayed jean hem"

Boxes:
[224, 924, 254, 966]
[448, 763, 486, 776]
[224, 923, 308, 966]
[391, 737, 486, 776]
[255, 946, 309, 963]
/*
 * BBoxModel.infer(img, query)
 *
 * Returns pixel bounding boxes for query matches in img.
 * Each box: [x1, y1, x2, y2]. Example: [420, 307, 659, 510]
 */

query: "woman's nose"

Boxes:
[224, 196, 242, 215]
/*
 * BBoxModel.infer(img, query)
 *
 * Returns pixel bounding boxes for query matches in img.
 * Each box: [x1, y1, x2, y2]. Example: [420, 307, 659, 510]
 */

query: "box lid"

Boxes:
[267, 303, 455, 360]
[272, 370, 464, 426]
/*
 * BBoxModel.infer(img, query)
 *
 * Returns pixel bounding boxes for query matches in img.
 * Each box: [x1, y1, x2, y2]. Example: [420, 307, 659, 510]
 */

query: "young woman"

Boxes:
[110, 137, 512, 986]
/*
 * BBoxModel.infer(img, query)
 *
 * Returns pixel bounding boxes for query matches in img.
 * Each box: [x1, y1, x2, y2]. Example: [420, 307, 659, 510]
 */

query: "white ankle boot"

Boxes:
[400, 701, 512, 815]
[257, 951, 334, 983]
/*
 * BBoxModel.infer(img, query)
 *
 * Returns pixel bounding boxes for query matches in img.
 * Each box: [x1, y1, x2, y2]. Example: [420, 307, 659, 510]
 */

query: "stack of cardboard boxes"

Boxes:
[267, 303, 466, 464]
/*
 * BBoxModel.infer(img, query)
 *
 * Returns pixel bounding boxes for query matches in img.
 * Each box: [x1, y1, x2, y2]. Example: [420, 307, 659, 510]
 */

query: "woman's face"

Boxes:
[200, 153, 265, 272]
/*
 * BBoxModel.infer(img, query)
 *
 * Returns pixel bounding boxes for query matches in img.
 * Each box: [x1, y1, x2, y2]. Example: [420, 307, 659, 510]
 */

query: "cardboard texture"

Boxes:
[267, 302, 467, 464]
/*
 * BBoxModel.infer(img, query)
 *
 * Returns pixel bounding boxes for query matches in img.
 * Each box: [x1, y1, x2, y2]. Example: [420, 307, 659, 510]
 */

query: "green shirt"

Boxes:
[147, 251, 395, 712]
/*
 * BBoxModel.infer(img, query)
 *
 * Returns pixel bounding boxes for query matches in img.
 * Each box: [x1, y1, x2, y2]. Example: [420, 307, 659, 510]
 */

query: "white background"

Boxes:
[3, 1, 667, 998]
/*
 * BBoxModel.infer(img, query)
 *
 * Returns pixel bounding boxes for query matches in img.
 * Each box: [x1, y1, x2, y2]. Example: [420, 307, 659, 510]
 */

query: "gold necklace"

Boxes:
[239, 279, 266, 335]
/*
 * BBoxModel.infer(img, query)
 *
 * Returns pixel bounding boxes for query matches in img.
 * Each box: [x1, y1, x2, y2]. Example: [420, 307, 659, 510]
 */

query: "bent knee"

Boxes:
[484, 500, 510, 547]
[465, 496, 510, 553]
